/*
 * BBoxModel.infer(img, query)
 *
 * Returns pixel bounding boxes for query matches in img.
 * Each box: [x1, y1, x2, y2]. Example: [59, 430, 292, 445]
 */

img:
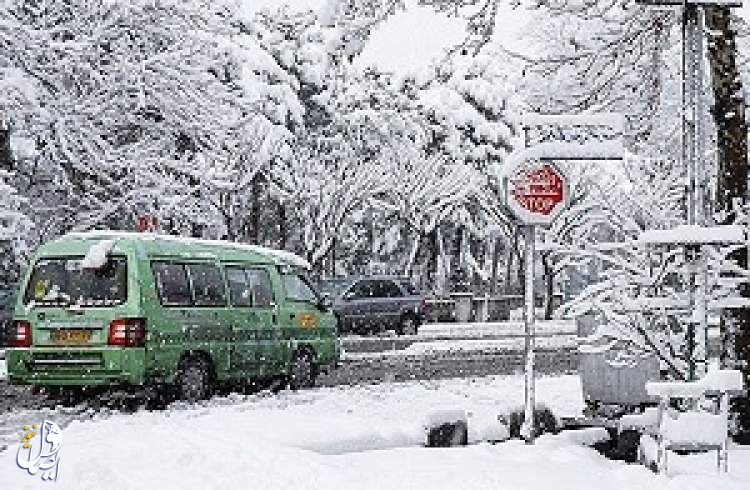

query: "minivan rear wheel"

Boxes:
[177, 357, 212, 402]
[289, 351, 316, 390]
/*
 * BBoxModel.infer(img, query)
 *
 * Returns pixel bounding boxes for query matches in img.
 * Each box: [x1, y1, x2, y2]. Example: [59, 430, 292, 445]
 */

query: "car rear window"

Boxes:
[24, 257, 128, 307]
[377, 280, 402, 298]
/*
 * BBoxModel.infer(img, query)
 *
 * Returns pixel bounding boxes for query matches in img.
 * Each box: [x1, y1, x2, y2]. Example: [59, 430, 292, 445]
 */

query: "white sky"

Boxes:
[354, 1, 468, 73]
[243, 1, 750, 76]
[241, 0, 532, 76]
[356, 1, 532, 74]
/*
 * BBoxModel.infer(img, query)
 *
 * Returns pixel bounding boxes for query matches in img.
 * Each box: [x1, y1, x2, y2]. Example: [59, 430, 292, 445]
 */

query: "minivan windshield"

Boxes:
[23, 256, 128, 307]
[283, 273, 318, 303]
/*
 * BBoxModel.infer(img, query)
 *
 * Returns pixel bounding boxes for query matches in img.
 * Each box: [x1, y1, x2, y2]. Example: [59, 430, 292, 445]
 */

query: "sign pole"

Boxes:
[521, 224, 536, 444]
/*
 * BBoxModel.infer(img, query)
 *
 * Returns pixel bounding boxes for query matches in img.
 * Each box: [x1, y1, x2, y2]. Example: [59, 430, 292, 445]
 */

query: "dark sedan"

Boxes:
[331, 277, 425, 335]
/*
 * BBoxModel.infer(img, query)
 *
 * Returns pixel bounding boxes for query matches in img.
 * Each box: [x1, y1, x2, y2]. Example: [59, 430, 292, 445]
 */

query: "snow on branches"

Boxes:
[0, 0, 302, 234]
[559, 228, 750, 379]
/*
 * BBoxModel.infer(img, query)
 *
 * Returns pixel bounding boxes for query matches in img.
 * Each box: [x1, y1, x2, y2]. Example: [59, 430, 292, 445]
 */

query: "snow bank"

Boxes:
[417, 320, 576, 339]
[80, 239, 115, 269]
[661, 412, 727, 446]
[639, 434, 659, 467]
[561, 427, 610, 447]
[423, 409, 467, 429]
[467, 413, 509, 444]
[400, 336, 576, 355]
[619, 407, 659, 431]
[3, 375, 748, 489]
[342, 335, 577, 360]
[0, 358, 6, 380]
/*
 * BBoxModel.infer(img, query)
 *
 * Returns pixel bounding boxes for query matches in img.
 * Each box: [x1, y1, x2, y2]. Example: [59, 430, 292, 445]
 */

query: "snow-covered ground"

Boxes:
[2, 374, 748, 489]
[343, 336, 577, 360]
[340, 320, 577, 360]
[417, 320, 576, 338]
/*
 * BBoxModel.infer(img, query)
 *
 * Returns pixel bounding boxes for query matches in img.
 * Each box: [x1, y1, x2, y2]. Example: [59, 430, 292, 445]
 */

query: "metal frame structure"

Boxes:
[637, 0, 744, 380]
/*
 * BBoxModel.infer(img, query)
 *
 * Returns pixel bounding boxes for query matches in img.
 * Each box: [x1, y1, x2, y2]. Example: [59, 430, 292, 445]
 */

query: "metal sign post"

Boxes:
[503, 113, 625, 444]
[505, 160, 569, 444]
[522, 224, 536, 444]
[504, 113, 624, 443]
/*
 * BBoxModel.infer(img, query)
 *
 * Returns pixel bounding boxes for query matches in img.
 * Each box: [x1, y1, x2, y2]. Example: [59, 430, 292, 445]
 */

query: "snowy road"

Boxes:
[2, 374, 748, 490]
[0, 321, 578, 414]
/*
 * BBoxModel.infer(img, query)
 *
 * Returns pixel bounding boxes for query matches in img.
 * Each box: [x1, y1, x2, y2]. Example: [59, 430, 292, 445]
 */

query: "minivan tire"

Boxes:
[397, 315, 418, 336]
[289, 350, 316, 390]
[177, 357, 212, 403]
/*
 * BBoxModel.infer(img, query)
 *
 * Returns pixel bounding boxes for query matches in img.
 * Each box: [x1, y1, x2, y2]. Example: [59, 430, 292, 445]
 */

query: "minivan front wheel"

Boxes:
[177, 357, 212, 402]
[289, 351, 316, 390]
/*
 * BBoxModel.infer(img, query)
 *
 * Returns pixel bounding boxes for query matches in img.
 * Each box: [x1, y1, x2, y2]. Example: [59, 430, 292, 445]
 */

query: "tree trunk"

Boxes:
[0, 127, 12, 172]
[330, 236, 336, 278]
[505, 228, 519, 294]
[404, 232, 422, 278]
[706, 6, 750, 438]
[250, 173, 262, 244]
[541, 253, 554, 320]
[437, 225, 448, 296]
[428, 228, 438, 286]
[278, 200, 287, 250]
[490, 235, 500, 295]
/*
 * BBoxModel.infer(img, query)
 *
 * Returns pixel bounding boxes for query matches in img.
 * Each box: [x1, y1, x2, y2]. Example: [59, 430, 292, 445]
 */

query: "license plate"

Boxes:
[52, 329, 92, 344]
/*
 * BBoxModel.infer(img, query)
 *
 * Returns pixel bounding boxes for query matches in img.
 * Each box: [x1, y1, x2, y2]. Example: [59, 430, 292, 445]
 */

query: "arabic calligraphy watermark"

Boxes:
[17, 420, 62, 482]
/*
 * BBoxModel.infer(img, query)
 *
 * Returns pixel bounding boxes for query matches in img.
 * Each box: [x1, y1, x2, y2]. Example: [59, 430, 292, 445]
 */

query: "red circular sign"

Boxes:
[506, 161, 568, 225]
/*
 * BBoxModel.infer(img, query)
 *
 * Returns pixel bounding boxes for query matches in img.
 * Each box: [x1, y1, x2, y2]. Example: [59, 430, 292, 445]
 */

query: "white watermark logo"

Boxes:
[17, 420, 62, 482]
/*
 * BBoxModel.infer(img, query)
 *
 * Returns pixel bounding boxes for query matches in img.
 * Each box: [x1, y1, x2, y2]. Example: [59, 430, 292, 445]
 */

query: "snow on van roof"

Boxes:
[62, 231, 312, 270]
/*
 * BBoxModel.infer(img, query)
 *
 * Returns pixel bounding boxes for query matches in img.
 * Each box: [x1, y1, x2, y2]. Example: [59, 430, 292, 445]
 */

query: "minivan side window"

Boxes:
[226, 267, 252, 307]
[153, 262, 192, 306]
[283, 273, 317, 303]
[186, 263, 226, 307]
[246, 269, 273, 307]
[226, 266, 274, 307]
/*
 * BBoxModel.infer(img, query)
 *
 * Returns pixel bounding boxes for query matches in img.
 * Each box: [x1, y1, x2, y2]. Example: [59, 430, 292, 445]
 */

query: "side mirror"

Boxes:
[318, 294, 332, 311]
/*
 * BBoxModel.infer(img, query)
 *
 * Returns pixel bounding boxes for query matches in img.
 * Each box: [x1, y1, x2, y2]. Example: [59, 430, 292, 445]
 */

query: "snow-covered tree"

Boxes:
[0, 167, 32, 286]
[0, 0, 303, 238]
[560, 229, 750, 380]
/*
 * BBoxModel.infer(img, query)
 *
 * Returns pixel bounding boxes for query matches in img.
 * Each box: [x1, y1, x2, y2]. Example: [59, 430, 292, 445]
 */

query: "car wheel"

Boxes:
[177, 357, 212, 402]
[398, 315, 418, 336]
[289, 350, 316, 390]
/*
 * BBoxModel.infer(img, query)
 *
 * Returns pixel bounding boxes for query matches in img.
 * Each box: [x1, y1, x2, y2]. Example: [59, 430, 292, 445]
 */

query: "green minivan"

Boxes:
[5, 231, 339, 401]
